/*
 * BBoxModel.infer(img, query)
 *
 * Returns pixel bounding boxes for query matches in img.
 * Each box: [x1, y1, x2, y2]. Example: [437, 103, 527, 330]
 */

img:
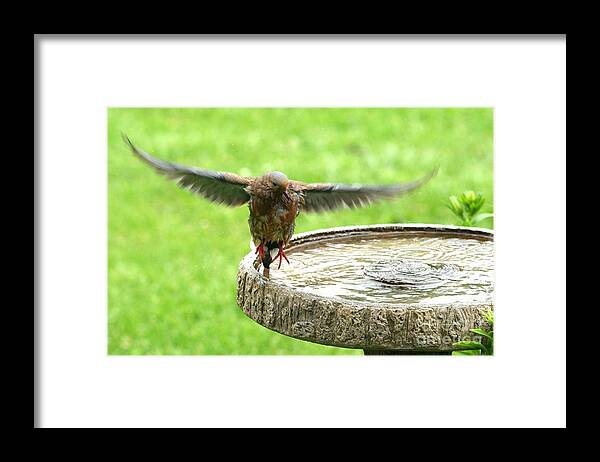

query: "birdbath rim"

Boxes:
[289, 222, 493, 248]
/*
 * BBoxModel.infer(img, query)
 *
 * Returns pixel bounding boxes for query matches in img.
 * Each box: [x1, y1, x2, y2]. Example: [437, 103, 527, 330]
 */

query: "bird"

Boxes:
[123, 134, 438, 276]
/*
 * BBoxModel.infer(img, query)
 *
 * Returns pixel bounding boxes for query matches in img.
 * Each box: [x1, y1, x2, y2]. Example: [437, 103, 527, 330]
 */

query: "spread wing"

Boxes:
[124, 134, 252, 207]
[294, 168, 438, 213]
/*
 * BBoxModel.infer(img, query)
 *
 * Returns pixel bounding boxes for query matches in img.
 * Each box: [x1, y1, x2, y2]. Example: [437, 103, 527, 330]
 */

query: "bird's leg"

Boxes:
[273, 245, 290, 269]
[253, 241, 267, 270]
[254, 241, 266, 261]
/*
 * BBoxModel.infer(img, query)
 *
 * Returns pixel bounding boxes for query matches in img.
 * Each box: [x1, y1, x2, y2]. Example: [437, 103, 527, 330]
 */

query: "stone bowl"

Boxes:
[236, 224, 494, 354]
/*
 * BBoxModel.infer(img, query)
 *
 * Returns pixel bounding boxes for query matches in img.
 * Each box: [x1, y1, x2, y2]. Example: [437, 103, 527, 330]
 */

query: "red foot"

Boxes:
[272, 246, 290, 269]
[254, 242, 265, 261]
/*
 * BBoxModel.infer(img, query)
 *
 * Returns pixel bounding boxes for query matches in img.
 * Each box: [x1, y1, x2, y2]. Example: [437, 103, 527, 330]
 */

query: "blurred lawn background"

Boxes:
[108, 108, 493, 355]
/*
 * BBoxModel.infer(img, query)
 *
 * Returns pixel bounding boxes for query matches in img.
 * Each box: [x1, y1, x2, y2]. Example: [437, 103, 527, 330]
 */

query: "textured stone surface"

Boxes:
[236, 224, 494, 352]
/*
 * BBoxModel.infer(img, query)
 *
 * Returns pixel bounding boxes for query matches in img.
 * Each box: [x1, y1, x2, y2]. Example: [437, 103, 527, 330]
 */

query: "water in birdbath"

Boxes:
[270, 232, 494, 306]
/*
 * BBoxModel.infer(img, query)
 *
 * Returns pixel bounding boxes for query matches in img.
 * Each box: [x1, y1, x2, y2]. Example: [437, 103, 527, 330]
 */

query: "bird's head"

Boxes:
[267, 171, 289, 191]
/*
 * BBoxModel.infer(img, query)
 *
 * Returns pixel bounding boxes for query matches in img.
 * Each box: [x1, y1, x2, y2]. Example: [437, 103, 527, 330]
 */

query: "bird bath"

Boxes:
[236, 224, 494, 355]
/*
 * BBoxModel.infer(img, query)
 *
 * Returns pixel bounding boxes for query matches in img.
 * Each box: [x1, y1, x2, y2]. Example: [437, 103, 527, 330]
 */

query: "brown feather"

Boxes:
[247, 176, 300, 247]
[290, 167, 438, 213]
[124, 134, 252, 207]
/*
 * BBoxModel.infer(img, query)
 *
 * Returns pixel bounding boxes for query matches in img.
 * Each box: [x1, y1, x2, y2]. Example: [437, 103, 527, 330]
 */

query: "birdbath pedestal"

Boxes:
[236, 224, 494, 355]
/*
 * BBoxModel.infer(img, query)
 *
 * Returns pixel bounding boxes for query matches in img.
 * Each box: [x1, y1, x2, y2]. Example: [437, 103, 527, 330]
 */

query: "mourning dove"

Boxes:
[124, 134, 437, 276]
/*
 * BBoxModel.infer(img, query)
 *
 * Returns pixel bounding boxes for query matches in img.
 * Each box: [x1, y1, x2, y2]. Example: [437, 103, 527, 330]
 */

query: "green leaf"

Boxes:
[453, 341, 488, 353]
[473, 212, 494, 224]
[469, 328, 493, 340]
[446, 196, 463, 217]
[452, 350, 481, 355]
[446, 192, 492, 227]
[448, 195, 460, 207]
[484, 309, 494, 326]
[458, 191, 485, 216]
[459, 191, 478, 204]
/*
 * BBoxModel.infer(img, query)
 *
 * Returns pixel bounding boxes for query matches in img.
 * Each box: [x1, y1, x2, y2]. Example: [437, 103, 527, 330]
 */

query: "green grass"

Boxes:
[108, 108, 493, 355]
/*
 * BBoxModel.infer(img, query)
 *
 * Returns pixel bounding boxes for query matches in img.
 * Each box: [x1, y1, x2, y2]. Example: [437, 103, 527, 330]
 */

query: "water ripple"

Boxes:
[270, 233, 494, 306]
[364, 260, 461, 289]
